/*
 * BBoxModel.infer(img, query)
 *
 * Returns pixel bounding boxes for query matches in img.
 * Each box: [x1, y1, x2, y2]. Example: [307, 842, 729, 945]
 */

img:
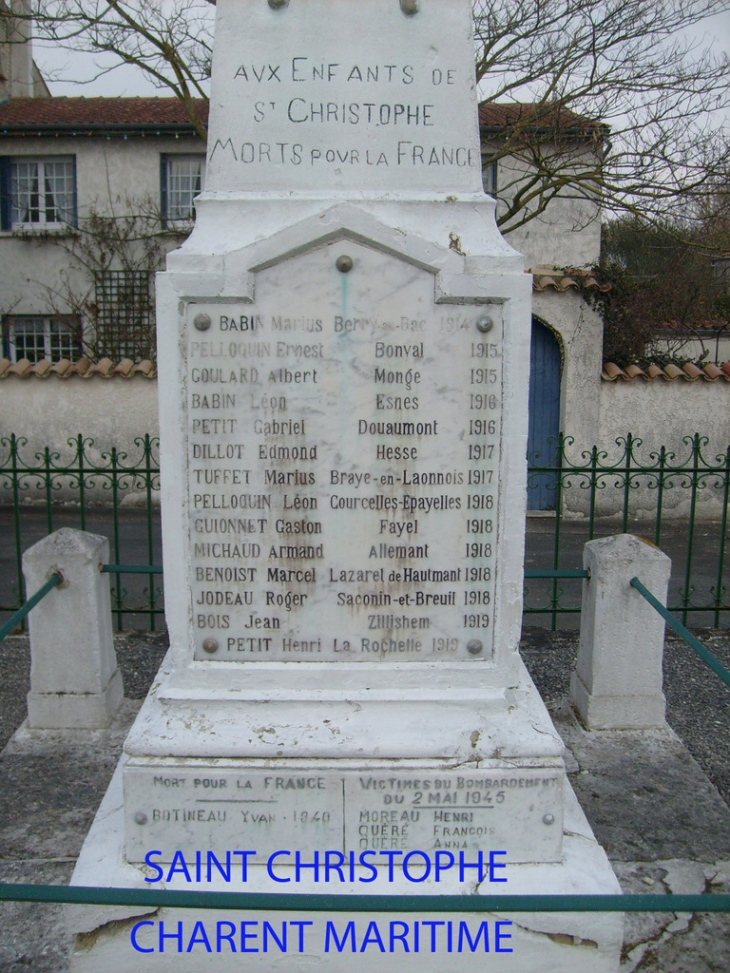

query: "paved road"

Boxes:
[0, 506, 164, 631]
[525, 515, 728, 629]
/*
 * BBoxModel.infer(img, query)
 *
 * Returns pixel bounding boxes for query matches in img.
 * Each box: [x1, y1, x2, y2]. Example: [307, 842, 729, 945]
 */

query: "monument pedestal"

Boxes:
[69, 743, 622, 973]
[122, 655, 566, 865]
[68, 2, 621, 969]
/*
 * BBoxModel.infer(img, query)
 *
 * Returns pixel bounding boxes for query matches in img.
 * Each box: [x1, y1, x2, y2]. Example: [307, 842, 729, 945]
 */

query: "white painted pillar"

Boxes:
[570, 533, 670, 730]
[23, 528, 123, 729]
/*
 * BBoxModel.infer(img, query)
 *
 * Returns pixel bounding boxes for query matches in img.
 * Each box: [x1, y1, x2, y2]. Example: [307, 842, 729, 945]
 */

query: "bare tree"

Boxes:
[475, 0, 730, 233]
[5, 0, 730, 234]
[19, 199, 173, 361]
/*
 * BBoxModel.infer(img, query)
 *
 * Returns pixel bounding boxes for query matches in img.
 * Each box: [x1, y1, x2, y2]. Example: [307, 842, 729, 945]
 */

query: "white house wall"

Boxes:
[594, 378, 730, 520]
[528, 289, 729, 521]
[1, 131, 726, 520]
[0, 134, 202, 319]
[492, 150, 602, 270]
[531, 289, 603, 456]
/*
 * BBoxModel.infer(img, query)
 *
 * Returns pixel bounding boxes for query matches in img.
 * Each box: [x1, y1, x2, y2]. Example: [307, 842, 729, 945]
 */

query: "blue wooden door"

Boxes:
[527, 319, 561, 510]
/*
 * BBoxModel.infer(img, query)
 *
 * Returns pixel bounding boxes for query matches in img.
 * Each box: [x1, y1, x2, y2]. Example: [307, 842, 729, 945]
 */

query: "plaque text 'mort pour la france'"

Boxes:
[189, 241, 501, 662]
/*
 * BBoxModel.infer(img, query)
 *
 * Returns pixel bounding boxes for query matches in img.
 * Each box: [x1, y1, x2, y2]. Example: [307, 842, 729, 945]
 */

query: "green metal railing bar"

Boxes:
[101, 564, 163, 575]
[630, 577, 730, 690]
[0, 573, 61, 643]
[524, 570, 588, 579]
[2, 432, 729, 629]
[0, 883, 729, 913]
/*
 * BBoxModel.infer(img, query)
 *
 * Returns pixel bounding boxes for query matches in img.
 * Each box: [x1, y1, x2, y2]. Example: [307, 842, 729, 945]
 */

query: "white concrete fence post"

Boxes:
[570, 533, 671, 730]
[22, 528, 123, 729]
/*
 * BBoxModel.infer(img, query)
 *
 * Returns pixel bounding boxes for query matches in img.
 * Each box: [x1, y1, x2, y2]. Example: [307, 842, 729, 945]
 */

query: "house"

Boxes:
[0, 18, 727, 517]
[0, 96, 207, 361]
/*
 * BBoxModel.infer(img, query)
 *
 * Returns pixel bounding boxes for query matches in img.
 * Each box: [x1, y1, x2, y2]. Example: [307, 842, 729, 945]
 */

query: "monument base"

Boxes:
[67, 759, 622, 973]
[118, 652, 569, 865]
[570, 671, 667, 731]
[27, 668, 124, 730]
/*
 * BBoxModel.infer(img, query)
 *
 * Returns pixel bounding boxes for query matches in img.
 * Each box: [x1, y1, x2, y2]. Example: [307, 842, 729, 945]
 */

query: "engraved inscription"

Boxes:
[186, 243, 501, 662]
[124, 767, 563, 864]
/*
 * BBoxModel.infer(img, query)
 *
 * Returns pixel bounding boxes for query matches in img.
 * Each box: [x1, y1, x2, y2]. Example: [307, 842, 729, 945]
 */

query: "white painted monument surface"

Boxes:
[69, 3, 623, 970]
[125, 763, 563, 863]
[205, 0, 482, 194]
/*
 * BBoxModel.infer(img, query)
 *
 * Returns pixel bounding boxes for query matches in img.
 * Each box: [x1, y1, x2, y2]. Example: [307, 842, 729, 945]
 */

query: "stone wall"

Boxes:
[583, 377, 730, 520]
[0, 371, 159, 504]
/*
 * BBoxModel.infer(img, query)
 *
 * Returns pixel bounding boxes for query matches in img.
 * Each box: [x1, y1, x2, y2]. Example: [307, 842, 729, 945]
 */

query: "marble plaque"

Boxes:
[187, 241, 501, 663]
[206, 0, 482, 194]
[125, 764, 564, 864]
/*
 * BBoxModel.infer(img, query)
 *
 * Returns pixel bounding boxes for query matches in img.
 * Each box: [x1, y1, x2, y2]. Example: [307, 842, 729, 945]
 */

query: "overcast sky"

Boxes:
[32, 6, 730, 129]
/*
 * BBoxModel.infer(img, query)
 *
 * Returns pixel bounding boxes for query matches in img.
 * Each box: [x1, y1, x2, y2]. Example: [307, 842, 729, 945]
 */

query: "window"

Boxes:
[482, 158, 498, 197]
[0, 157, 76, 230]
[95, 270, 154, 361]
[161, 155, 205, 224]
[3, 315, 81, 363]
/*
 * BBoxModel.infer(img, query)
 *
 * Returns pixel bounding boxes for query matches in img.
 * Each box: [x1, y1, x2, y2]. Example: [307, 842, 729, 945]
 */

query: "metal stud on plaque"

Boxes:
[336, 255, 354, 273]
[476, 315, 494, 334]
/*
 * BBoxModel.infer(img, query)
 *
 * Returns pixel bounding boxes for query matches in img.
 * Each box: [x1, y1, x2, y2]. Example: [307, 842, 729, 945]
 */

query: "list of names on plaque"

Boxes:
[187, 242, 501, 662]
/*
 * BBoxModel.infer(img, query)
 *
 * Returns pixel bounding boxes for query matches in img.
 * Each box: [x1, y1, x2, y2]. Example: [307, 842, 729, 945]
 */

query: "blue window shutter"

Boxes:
[71, 156, 78, 227]
[0, 157, 11, 230]
[160, 154, 168, 227]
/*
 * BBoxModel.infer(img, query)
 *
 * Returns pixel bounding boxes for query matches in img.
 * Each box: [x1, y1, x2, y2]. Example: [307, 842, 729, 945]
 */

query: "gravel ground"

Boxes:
[0, 632, 168, 753]
[520, 626, 730, 808]
[1, 627, 729, 973]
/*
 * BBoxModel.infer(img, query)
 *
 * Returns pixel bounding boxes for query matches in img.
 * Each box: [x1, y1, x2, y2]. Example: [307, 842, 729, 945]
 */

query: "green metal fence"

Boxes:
[526, 434, 730, 629]
[1, 432, 729, 632]
[0, 434, 163, 631]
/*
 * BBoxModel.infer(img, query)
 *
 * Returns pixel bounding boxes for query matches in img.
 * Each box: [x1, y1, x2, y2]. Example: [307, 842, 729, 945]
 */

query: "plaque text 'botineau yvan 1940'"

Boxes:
[187, 242, 501, 662]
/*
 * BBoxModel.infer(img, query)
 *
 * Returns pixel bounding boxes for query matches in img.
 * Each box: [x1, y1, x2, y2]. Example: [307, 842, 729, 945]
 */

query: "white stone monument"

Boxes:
[69, 2, 622, 969]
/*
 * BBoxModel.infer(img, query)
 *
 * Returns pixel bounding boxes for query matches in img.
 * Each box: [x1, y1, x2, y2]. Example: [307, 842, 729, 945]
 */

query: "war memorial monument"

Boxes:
[68, 1, 623, 969]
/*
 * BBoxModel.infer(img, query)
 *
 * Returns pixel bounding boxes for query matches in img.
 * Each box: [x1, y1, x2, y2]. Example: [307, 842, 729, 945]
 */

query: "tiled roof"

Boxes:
[0, 358, 156, 378]
[3, 356, 726, 383]
[602, 362, 730, 382]
[2, 356, 727, 383]
[532, 272, 610, 294]
[479, 102, 607, 137]
[0, 97, 208, 136]
[1, 97, 600, 139]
